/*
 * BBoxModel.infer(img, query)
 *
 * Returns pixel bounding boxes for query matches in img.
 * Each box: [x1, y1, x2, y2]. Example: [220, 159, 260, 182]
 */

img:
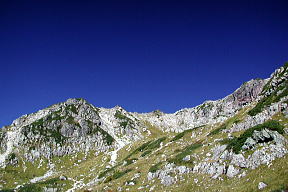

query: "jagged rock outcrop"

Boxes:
[147, 163, 191, 186]
[137, 78, 266, 132]
[0, 99, 143, 167]
[242, 128, 286, 150]
[228, 64, 288, 133]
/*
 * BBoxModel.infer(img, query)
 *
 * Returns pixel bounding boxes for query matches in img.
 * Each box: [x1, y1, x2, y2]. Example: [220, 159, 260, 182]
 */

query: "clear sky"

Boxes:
[0, 0, 287, 127]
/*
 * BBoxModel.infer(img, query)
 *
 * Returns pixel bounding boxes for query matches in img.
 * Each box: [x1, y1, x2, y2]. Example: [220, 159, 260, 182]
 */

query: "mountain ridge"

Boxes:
[0, 63, 287, 192]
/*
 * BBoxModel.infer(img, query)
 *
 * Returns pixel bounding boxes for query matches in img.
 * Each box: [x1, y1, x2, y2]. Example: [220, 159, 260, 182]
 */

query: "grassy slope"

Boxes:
[87, 110, 288, 192]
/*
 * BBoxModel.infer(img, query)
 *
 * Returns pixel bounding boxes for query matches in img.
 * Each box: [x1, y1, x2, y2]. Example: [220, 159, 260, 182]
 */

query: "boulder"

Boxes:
[59, 175, 67, 180]
[258, 182, 267, 190]
[226, 165, 239, 178]
[231, 154, 247, 168]
[160, 175, 175, 186]
[242, 137, 257, 150]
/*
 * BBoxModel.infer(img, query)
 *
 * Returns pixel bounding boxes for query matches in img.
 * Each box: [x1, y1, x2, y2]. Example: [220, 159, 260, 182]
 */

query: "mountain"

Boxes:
[0, 63, 287, 192]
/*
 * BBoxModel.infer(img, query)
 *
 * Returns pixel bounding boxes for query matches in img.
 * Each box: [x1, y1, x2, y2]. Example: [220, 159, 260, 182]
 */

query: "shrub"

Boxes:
[19, 184, 42, 192]
[208, 124, 226, 136]
[170, 126, 205, 142]
[249, 83, 288, 116]
[271, 184, 288, 192]
[227, 120, 284, 153]
[124, 137, 166, 160]
[219, 138, 232, 145]
[141, 150, 152, 157]
[168, 143, 202, 165]
[86, 120, 114, 145]
[145, 137, 166, 150]
[1, 189, 15, 192]
[125, 158, 138, 166]
[112, 169, 132, 179]
[98, 166, 117, 179]
[149, 162, 162, 173]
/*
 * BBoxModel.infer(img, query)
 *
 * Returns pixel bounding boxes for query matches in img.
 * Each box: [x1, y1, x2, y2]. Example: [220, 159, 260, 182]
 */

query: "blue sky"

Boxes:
[0, 0, 287, 126]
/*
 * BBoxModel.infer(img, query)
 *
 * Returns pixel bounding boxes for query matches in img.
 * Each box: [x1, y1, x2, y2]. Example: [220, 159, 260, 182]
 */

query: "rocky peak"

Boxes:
[261, 63, 288, 96]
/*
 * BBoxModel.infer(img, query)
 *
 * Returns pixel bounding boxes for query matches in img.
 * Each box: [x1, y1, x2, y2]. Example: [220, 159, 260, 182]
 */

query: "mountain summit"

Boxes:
[0, 63, 287, 192]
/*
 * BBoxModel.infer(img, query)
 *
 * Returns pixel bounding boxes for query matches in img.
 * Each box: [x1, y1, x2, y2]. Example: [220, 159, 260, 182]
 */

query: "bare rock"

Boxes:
[226, 165, 239, 178]
[258, 182, 267, 190]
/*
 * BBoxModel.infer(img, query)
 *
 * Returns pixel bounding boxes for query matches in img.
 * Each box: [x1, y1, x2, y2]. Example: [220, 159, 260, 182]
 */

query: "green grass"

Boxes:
[16, 177, 72, 192]
[65, 104, 78, 114]
[114, 110, 135, 129]
[168, 143, 202, 166]
[227, 120, 284, 153]
[23, 117, 67, 144]
[145, 137, 166, 150]
[260, 62, 288, 95]
[112, 169, 133, 180]
[125, 158, 138, 166]
[170, 126, 204, 142]
[218, 138, 233, 145]
[271, 184, 288, 192]
[124, 137, 167, 160]
[249, 62, 288, 116]
[18, 184, 42, 192]
[248, 86, 288, 116]
[140, 150, 152, 157]
[98, 165, 119, 179]
[208, 124, 227, 136]
[0, 189, 15, 192]
[104, 169, 133, 183]
[149, 162, 163, 173]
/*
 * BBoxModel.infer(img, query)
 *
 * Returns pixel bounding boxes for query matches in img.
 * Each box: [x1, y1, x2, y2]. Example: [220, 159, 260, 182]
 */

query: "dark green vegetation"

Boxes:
[0, 189, 15, 192]
[125, 158, 138, 166]
[22, 103, 115, 146]
[227, 120, 284, 153]
[198, 102, 214, 111]
[271, 184, 288, 192]
[66, 116, 80, 127]
[23, 117, 67, 144]
[11, 177, 71, 192]
[86, 120, 114, 145]
[104, 169, 133, 183]
[140, 150, 152, 157]
[65, 104, 78, 114]
[19, 184, 42, 192]
[124, 137, 167, 160]
[170, 126, 204, 142]
[208, 115, 243, 136]
[114, 110, 135, 129]
[249, 63, 288, 116]
[149, 162, 163, 173]
[208, 124, 227, 136]
[219, 138, 232, 145]
[22, 105, 80, 144]
[100, 137, 166, 181]
[261, 62, 288, 95]
[168, 143, 202, 166]
[248, 85, 288, 116]
[98, 167, 115, 179]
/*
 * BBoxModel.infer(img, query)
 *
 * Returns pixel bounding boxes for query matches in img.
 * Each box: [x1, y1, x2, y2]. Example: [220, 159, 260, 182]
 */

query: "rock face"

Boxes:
[226, 165, 239, 178]
[242, 129, 286, 150]
[0, 99, 142, 167]
[137, 78, 266, 132]
[228, 64, 288, 133]
[147, 163, 191, 186]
